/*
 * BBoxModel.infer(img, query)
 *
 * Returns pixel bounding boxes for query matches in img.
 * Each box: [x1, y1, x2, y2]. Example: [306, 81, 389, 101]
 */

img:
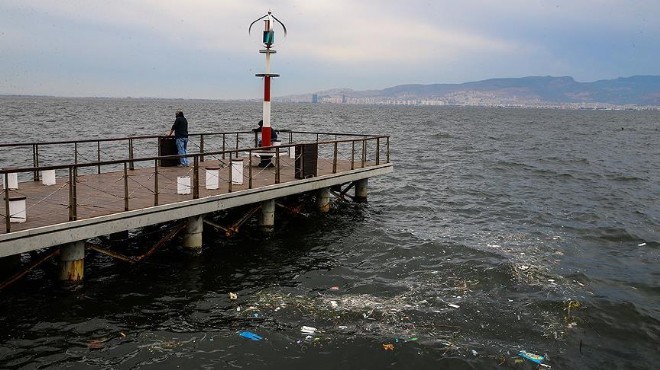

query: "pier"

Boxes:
[0, 131, 392, 285]
[0, 12, 396, 288]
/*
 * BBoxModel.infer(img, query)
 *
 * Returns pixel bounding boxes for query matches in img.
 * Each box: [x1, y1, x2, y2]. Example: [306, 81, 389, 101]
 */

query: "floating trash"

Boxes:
[447, 303, 460, 309]
[87, 339, 104, 350]
[382, 343, 395, 351]
[301, 326, 317, 335]
[229, 292, 238, 300]
[518, 350, 545, 365]
[239, 331, 263, 341]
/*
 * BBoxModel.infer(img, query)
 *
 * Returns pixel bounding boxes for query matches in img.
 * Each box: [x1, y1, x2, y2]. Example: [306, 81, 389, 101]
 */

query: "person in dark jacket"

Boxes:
[168, 111, 189, 166]
[252, 119, 278, 146]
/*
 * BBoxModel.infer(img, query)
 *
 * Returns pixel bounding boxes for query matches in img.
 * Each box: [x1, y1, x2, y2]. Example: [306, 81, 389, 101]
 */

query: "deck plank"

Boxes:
[1, 155, 371, 234]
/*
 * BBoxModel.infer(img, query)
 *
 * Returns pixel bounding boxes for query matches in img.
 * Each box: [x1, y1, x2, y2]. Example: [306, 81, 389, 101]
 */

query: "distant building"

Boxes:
[312, 94, 318, 103]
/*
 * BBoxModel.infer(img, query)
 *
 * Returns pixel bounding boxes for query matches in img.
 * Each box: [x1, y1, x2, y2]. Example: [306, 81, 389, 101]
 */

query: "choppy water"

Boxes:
[0, 96, 658, 369]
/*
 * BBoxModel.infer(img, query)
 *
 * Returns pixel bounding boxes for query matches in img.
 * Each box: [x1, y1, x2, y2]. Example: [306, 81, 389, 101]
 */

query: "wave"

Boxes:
[431, 132, 452, 139]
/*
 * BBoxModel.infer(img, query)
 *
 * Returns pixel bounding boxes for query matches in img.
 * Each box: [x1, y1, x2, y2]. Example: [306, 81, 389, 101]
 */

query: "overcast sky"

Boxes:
[1, 0, 659, 99]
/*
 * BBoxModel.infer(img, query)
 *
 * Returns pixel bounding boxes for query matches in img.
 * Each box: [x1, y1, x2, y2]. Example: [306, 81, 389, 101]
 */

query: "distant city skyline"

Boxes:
[2, 1, 659, 100]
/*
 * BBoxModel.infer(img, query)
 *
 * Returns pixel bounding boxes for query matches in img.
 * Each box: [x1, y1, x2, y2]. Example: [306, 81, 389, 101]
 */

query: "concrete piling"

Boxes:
[58, 241, 85, 282]
[355, 179, 368, 203]
[259, 199, 275, 232]
[184, 215, 203, 252]
[318, 187, 331, 213]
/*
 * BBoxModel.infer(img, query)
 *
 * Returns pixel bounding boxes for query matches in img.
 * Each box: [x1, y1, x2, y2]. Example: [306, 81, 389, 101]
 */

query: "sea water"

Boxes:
[0, 96, 658, 369]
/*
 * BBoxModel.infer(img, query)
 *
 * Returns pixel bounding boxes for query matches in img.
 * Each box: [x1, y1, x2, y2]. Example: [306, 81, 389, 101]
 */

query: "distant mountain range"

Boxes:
[279, 76, 660, 107]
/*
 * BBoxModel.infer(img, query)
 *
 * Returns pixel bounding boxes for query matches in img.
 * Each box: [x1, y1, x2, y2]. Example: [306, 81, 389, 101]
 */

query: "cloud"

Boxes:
[1, 0, 659, 98]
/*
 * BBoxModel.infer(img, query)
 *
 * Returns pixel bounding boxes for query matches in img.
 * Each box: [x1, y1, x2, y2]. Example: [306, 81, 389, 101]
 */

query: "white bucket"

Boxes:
[41, 170, 56, 186]
[177, 176, 191, 194]
[6, 196, 26, 223]
[205, 168, 220, 190]
[2, 172, 18, 190]
[231, 159, 244, 185]
[289, 145, 296, 159]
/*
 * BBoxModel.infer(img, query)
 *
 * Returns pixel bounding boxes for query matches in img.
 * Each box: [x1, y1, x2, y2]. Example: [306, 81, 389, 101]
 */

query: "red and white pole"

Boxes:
[256, 13, 279, 148]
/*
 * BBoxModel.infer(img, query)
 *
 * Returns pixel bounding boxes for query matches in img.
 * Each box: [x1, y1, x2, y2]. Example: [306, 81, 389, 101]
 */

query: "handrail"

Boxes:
[1, 132, 390, 233]
[0, 130, 372, 148]
[0, 135, 390, 174]
[0, 132, 388, 174]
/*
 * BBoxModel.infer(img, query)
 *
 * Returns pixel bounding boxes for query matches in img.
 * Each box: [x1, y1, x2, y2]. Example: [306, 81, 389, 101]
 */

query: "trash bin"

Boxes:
[295, 143, 318, 179]
[158, 136, 179, 167]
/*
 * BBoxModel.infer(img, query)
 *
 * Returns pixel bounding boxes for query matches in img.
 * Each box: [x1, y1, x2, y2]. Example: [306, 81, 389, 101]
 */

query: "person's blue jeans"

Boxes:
[175, 137, 189, 166]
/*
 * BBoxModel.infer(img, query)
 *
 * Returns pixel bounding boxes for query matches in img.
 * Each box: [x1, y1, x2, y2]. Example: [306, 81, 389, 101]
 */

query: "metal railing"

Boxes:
[1, 131, 390, 233]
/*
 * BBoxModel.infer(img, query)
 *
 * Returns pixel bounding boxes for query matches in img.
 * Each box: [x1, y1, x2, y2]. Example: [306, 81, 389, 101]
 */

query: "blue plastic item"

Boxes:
[239, 331, 263, 341]
[518, 350, 545, 364]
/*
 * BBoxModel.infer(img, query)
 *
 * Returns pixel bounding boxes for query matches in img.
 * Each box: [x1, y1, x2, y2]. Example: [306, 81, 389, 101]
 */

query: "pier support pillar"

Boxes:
[318, 187, 331, 213]
[355, 179, 368, 203]
[58, 241, 85, 282]
[184, 215, 203, 252]
[259, 199, 275, 232]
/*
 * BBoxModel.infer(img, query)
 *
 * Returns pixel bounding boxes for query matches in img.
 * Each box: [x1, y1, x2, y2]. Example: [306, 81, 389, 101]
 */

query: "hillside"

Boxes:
[279, 76, 660, 107]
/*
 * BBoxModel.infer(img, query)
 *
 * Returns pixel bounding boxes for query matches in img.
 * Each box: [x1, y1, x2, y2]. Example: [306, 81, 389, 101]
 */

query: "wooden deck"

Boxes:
[1, 153, 393, 257]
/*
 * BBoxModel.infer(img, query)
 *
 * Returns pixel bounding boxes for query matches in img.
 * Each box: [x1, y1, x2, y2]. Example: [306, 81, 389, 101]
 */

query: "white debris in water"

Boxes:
[448, 303, 460, 309]
[301, 326, 317, 334]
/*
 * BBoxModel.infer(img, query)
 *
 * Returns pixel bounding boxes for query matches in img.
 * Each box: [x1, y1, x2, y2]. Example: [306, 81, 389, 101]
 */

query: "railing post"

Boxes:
[275, 147, 280, 184]
[32, 144, 40, 181]
[228, 152, 233, 193]
[200, 134, 205, 162]
[74, 142, 78, 165]
[128, 138, 135, 170]
[97, 141, 101, 174]
[248, 149, 253, 189]
[351, 140, 355, 170]
[154, 159, 159, 206]
[193, 156, 199, 199]
[376, 137, 380, 165]
[4, 173, 10, 233]
[124, 162, 129, 211]
[362, 139, 367, 168]
[333, 142, 338, 173]
[222, 134, 226, 160]
[235, 133, 240, 152]
[68, 166, 77, 221]
[387, 137, 390, 163]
